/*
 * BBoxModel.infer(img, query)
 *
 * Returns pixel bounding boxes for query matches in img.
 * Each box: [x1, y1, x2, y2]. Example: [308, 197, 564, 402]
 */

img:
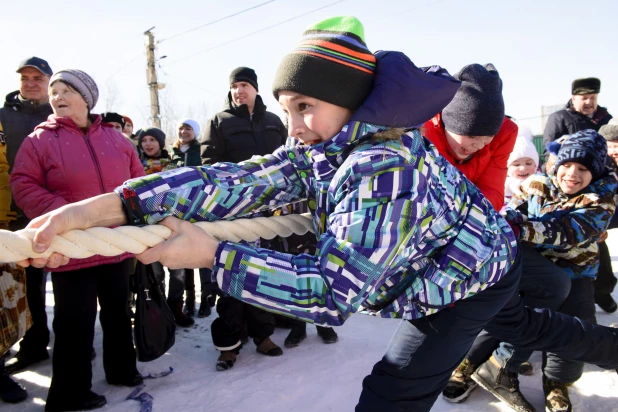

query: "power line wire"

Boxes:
[105, 51, 144, 82]
[159, 1, 277, 43]
[162, 71, 225, 99]
[165, 0, 346, 66]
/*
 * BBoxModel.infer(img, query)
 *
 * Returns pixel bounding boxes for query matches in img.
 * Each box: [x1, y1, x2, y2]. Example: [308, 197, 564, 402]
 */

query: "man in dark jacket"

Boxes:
[0, 57, 53, 377]
[200, 67, 287, 164]
[543, 77, 612, 156]
[200, 67, 288, 371]
[543, 77, 615, 314]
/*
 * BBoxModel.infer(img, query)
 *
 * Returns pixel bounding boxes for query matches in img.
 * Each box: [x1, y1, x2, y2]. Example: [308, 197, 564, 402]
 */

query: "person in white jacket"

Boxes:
[504, 125, 540, 205]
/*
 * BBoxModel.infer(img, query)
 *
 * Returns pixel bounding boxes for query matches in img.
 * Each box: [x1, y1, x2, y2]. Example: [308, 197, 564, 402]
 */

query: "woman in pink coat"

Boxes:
[10, 69, 145, 412]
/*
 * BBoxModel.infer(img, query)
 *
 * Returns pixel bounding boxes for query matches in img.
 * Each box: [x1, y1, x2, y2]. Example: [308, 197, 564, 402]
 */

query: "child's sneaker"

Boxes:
[442, 358, 478, 403]
[543, 375, 572, 412]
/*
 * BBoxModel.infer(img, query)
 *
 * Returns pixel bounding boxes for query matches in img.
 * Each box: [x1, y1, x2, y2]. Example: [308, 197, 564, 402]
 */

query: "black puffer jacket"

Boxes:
[200, 93, 287, 164]
[543, 100, 612, 157]
[0, 90, 53, 230]
[0, 90, 53, 172]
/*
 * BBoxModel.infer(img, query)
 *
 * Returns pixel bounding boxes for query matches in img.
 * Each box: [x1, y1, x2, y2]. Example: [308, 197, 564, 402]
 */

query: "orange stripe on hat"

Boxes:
[294, 51, 375, 74]
[301, 39, 376, 63]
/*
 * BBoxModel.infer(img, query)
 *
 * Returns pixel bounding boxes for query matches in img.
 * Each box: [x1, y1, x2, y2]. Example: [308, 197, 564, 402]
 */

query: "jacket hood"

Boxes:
[225, 92, 267, 119]
[4, 90, 53, 115]
[351, 51, 461, 128]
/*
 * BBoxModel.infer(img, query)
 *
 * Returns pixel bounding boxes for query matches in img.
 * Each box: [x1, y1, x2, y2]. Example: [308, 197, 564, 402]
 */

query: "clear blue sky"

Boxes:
[2, 0, 616, 137]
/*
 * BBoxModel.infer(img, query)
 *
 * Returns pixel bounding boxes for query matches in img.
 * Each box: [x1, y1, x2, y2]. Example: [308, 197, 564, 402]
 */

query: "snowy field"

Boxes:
[5, 234, 618, 412]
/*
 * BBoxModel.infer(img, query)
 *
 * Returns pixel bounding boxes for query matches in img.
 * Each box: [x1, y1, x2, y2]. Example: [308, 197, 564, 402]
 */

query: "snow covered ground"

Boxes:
[5, 235, 618, 412]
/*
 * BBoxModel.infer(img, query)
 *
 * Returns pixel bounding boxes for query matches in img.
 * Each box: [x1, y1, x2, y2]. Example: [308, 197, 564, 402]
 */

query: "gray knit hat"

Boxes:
[49, 69, 99, 110]
[441, 63, 504, 136]
[599, 118, 618, 142]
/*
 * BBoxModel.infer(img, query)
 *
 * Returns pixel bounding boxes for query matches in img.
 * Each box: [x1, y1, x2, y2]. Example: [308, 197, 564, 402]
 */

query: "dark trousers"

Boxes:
[542, 278, 597, 383]
[211, 297, 275, 351]
[151, 262, 185, 302]
[356, 250, 618, 412]
[594, 241, 617, 300]
[467, 244, 571, 367]
[18, 266, 50, 356]
[46, 260, 138, 407]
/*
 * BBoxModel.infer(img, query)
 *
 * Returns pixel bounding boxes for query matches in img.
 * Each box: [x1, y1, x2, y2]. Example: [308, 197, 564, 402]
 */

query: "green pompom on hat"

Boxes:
[272, 16, 376, 111]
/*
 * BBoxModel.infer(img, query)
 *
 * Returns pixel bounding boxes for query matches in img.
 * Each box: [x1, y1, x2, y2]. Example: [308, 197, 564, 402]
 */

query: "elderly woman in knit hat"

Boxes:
[423, 63, 518, 211]
[9, 69, 145, 412]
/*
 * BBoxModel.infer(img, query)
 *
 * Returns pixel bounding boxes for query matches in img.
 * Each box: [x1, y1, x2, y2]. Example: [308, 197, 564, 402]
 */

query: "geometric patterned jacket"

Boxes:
[505, 169, 616, 279]
[117, 120, 518, 326]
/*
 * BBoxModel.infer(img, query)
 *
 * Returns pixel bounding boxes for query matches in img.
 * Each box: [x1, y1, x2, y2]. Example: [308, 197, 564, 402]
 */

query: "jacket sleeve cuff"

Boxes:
[115, 186, 147, 226]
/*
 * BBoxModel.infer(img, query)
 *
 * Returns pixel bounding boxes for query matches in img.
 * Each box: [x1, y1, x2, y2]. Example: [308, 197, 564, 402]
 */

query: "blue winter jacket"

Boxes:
[116, 52, 518, 326]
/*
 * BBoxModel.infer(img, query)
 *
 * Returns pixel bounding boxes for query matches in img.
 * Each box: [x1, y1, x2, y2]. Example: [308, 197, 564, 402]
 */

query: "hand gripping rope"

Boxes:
[0, 214, 314, 263]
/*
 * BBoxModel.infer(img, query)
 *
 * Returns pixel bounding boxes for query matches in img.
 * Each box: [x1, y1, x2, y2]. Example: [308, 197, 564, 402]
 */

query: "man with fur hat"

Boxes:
[200, 67, 288, 370]
[543, 78, 612, 158]
[0, 57, 54, 379]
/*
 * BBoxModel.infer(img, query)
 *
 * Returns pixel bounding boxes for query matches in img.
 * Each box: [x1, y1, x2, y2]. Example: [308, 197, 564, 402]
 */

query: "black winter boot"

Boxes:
[284, 322, 307, 348]
[317, 326, 338, 344]
[197, 300, 212, 318]
[45, 390, 106, 412]
[5, 349, 49, 374]
[184, 289, 196, 317]
[0, 370, 27, 403]
[168, 298, 195, 327]
[472, 356, 536, 412]
[595, 294, 617, 314]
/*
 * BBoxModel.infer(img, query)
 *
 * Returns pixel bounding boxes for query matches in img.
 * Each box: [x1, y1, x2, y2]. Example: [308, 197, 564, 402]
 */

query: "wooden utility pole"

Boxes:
[144, 27, 161, 128]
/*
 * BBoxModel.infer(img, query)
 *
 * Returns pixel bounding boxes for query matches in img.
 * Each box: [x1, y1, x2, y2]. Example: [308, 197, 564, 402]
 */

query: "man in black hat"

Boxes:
[0, 57, 54, 401]
[200, 67, 288, 371]
[543, 79, 616, 315]
[543, 78, 612, 153]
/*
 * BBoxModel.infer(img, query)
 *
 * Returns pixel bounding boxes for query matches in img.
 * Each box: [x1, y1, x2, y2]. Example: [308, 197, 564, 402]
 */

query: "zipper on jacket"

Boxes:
[83, 134, 106, 194]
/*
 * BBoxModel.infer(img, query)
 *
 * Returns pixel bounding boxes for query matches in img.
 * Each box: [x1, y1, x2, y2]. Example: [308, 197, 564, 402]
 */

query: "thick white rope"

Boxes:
[0, 214, 314, 263]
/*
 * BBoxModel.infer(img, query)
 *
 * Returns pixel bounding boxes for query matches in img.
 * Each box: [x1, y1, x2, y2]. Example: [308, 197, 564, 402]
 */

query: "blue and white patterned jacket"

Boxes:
[116, 52, 518, 326]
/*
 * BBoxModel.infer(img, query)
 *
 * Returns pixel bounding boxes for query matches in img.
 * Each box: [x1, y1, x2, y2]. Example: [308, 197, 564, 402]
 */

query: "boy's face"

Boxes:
[141, 135, 162, 157]
[556, 162, 593, 194]
[508, 157, 536, 180]
[279, 91, 352, 146]
[444, 129, 494, 160]
[607, 141, 618, 165]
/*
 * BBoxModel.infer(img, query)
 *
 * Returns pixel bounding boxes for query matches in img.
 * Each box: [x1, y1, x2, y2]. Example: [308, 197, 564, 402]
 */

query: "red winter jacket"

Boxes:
[10, 114, 146, 272]
[423, 113, 518, 210]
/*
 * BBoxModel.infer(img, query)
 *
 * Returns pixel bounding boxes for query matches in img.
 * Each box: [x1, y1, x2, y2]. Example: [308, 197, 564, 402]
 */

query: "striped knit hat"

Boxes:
[272, 16, 376, 110]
